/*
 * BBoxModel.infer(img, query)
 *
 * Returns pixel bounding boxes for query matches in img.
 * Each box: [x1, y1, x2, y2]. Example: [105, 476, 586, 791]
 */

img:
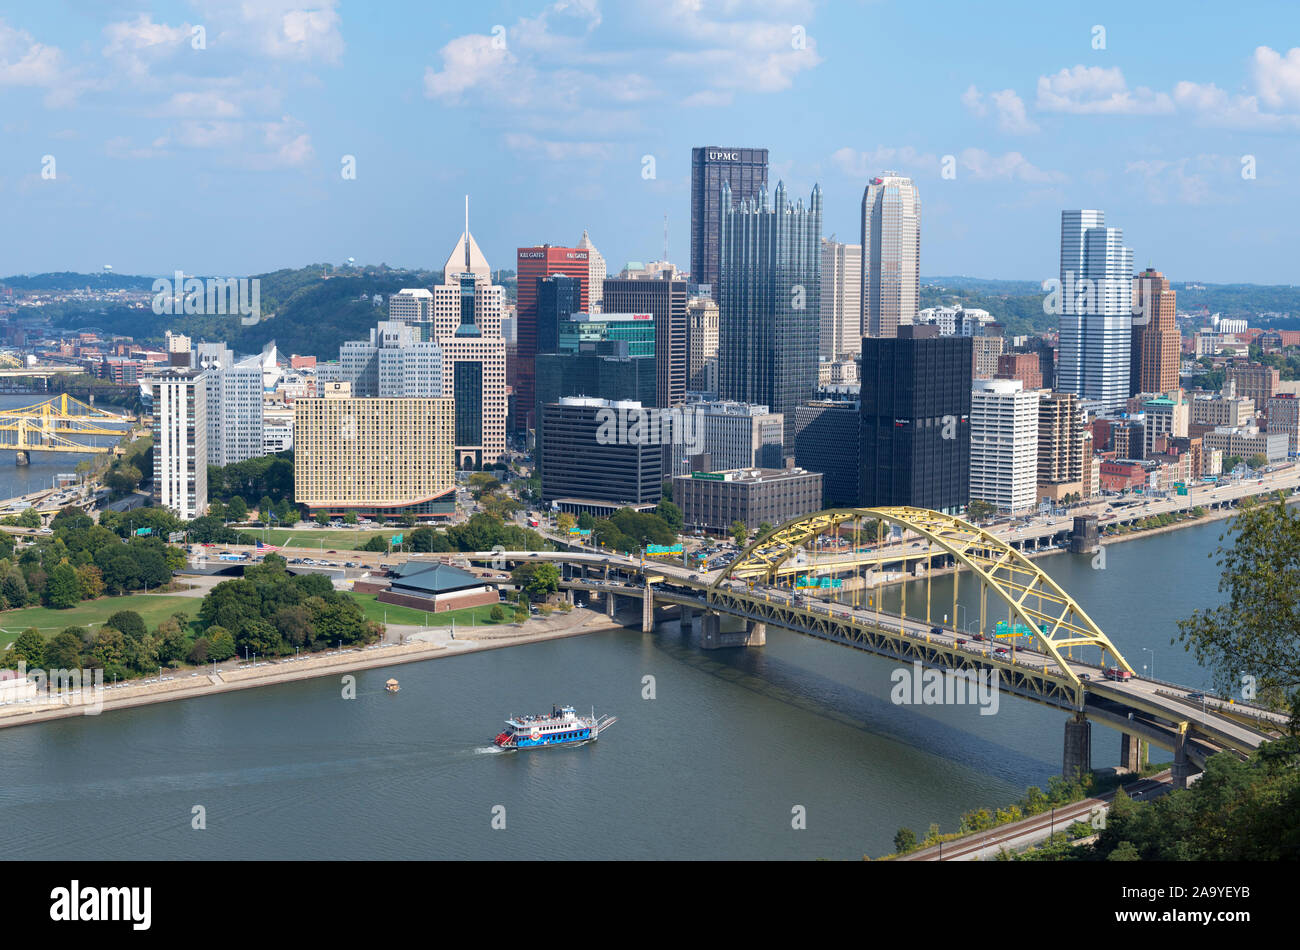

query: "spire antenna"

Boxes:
[464, 195, 471, 272]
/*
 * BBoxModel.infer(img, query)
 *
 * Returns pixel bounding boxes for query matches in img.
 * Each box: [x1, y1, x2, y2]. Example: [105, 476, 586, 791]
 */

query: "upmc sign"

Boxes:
[707, 150, 739, 161]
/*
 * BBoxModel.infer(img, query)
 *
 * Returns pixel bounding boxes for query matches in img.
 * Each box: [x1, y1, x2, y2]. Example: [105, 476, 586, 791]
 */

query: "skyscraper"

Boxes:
[687, 296, 719, 392]
[861, 173, 921, 338]
[820, 237, 862, 359]
[148, 367, 208, 520]
[1057, 210, 1134, 412]
[718, 180, 822, 451]
[1130, 267, 1179, 397]
[536, 275, 583, 356]
[602, 275, 688, 409]
[969, 378, 1040, 514]
[859, 326, 971, 513]
[577, 230, 606, 312]
[690, 146, 769, 295]
[514, 245, 589, 431]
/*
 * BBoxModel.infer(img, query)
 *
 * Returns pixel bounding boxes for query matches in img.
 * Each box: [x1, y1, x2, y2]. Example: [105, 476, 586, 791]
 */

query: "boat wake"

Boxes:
[473, 745, 509, 755]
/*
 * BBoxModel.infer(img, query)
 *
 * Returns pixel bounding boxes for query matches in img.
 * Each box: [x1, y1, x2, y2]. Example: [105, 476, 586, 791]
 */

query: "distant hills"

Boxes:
[5, 267, 1300, 358]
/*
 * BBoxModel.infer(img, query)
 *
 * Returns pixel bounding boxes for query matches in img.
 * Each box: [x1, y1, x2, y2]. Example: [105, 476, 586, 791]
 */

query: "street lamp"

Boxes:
[1142, 648, 1155, 681]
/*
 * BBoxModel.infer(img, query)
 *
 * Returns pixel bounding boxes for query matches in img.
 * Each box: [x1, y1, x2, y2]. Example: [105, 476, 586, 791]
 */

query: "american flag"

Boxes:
[256, 540, 279, 551]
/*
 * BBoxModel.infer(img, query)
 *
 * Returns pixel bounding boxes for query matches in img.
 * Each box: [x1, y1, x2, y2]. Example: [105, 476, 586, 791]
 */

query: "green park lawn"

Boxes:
[348, 593, 512, 628]
[0, 594, 198, 649]
[245, 528, 391, 551]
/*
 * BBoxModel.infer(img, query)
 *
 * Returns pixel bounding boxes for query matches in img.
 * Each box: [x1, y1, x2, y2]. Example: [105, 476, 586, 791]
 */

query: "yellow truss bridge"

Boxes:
[711, 506, 1134, 688]
[0, 394, 133, 459]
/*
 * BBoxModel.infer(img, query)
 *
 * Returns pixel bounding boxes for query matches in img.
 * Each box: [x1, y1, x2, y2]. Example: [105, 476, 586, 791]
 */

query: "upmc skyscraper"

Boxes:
[690, 147, 768, 295]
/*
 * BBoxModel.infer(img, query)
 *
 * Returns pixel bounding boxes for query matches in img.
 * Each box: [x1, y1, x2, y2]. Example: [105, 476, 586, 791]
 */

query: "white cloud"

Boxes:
[1252, 46, 1300, 110]
[1036, 65, 1175, 115]
[1124, 156, 1232, 205]
[0, 18, 65, 87]
[102, 15, 192, 81]
[959, 148, 1063, 183]
[963, 85, 1038, 133]
[1172, 80, 1300, 130]
[503, 133, 615, 161]
[196, 1, 344, 64]
[830, 146, 938, 179]
[423, 0, 823, 152]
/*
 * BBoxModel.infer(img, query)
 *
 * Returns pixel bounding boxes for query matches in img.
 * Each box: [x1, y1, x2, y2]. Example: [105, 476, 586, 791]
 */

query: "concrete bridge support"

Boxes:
[700, 613, 721, 648]
[700, 613, 766, 649]
[1172, 728, 1194, 790]
[1063, 713, 1092, 780]
[1120, 732, 1147, 773]
[605, 591, 616, 618]
[641, 584, 653, 633]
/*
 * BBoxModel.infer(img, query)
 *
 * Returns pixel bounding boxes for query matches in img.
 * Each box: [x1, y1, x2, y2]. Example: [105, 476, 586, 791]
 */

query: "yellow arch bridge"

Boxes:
[0, 394, 134, 460]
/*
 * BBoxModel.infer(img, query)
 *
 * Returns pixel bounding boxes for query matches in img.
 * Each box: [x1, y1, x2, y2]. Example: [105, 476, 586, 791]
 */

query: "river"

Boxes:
[0, 518, 1238, 860]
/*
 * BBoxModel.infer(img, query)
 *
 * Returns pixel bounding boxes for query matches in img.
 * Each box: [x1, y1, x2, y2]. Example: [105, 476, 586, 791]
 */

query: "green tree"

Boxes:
[188, 637, 211, 665]
[9, 628, 46, 667]
[1176, 497, 1300, 714]
[512, 606, 528, 623]
[893, 827, 917, 854]
[206, 627, 237, 662]
[1248, 452, 1269, 470]
[577, 511, 595, 530]
[510, 562, 560, 601]
[657, 500, 684, 533]
[556, 512, 576, 533]
[258, 496, 276, 521]
[46, 629, 85, 669]
[489, 604, 505, 623]
[967, 499, 998, 521]
[17, 506, 41, 529]
[343, 510, 358, 525]
[43, 563, 81, 609]
[226, 496, 249, 522]
[756, 521, 773, 539]
[89, 627, 128, 668]
[729, 521, 748, 546]
[315, 511, 331, 526]
[106, 610, 147, 642]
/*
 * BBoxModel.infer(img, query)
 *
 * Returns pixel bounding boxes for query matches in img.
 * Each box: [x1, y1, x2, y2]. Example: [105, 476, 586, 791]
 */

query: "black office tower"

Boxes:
[690, 146, 768, 295]
[536, 275, 583, 356]
[602, 276, 687, 408]
[859, 327, 971, 513]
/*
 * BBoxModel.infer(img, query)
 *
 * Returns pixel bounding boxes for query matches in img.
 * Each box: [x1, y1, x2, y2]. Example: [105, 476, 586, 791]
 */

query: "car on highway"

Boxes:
[1186, 692, 1205, 701]
[929, 626, 942, 636]
[1079, 673, 1091, 681]
[993, 646, 1009, 657]
[1104, 667, 1134, 681]
[972, 633, 986, 642]
[955, 638, 967, 646]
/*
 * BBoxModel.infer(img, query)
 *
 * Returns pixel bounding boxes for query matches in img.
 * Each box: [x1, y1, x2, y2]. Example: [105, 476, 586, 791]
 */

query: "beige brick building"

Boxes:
[294, 386, 455, 521]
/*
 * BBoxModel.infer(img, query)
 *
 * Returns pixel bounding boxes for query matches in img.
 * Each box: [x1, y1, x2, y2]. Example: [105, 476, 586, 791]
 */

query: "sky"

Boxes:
[2, 0, 1299, 285]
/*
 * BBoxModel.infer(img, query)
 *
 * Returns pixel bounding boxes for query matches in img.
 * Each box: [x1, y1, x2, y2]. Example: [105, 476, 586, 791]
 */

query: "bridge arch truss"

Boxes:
[709, 506, 1134, 689]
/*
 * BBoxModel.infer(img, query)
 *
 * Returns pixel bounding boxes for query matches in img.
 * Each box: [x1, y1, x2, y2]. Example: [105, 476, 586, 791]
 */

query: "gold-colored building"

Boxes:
[1130, 268, 1180, 396]
[293, 386, 455, 520]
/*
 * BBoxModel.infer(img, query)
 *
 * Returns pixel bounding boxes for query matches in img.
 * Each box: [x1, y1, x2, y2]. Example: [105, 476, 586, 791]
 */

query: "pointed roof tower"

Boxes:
[442, 195, 491, 284]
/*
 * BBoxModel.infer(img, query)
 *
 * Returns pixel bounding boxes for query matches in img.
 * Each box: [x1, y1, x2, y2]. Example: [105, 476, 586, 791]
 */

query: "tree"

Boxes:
[1177, 497, 1300, 715]
[893, 827, 917, 854]
[104, 463, 142, 495]
[657, 500, 683, 533]
[1248, 453, 1269, 470]
[75, 564, 105, 600]
[9, 628, 46, 668]
[577, 511, 595, 530]
[45, 629, 85, 669]
[489, 604, 505, 623]
[343, 510, 358, 525]
[107, 610, 147, 642]
[1223, 455, 1243, 472]
[43, 563, 81, 609]
[89, 627, 128, 669]
[756, 521, 773, 539]
[188, 637, 211, 665]
[967, 499, 998, 522]
[510, 562, 560, 601]
[512, 606, 528, 623]
[315, 511, 331, 526]
[17, 506, 41, 529]
[226, 496, 248, 522]
[730, 521, 748, 546]
[206, 626, 237, 662]
[556, 512, 576, 533]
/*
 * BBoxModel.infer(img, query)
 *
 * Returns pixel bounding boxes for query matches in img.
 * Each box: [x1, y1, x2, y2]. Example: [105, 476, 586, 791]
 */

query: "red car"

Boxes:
[1104, 667, 1133, 681]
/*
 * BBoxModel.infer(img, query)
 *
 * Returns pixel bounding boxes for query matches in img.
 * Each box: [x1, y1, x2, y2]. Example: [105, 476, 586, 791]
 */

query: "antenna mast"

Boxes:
[464, 195, 471, 271]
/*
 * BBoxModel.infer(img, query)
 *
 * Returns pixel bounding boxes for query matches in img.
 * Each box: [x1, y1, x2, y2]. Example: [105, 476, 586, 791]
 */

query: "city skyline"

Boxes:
[2, 3, 1299, 283]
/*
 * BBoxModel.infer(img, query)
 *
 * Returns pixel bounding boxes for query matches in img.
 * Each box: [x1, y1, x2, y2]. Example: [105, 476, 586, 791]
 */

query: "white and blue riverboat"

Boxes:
[492, 705, 616, 750]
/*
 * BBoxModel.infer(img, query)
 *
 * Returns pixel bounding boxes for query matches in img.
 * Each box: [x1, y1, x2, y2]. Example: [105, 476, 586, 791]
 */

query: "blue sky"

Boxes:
[2, 0, 1299, 284]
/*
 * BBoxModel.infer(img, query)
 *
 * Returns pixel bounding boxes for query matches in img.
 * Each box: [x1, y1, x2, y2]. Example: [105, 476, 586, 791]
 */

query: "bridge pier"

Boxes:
[14, 451, 28, 466]
[641, 583, 653, 633]
[605, 590, 617, 618]
[1063, 713, 1092, 780]
[1120, 732, 1147, 773]
[1172, 728, 1194, 790]
[700, 612, 766, 649]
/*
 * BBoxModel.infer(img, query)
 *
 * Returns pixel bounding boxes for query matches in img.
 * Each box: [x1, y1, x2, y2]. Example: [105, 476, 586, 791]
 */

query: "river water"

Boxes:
[0, 518, 1236, 860]
[0, 393, 130, 501]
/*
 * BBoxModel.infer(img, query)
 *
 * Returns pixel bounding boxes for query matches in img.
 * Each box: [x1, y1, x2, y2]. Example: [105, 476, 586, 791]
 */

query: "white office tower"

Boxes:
[671, 400, 785, 475]
[969, 378, 1039, 514]
[149, 367, 207, 520]
[339, 321, 443, 398]
[204, 352, 266, 466]
[577, 230, 607, 312]
[820, 237, 862, 359]
[860, 173, 920, 338]
[1057, 210, 1134, 412]
[165, 330, 191, 355]
[389, 288, 434, 323]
